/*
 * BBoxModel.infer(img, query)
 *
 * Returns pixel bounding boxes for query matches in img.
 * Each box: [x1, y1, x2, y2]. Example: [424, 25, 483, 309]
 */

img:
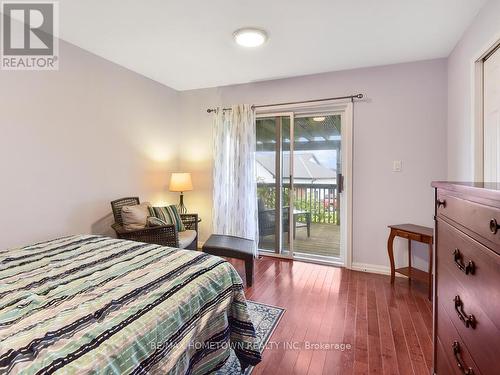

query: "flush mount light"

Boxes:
[313, 117, 326, 122]
[233, 28, 268, 48]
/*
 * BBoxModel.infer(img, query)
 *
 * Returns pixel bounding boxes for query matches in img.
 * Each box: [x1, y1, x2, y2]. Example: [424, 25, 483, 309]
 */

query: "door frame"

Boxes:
[471, 38, 500, 182]
[255, 101, 353, 268]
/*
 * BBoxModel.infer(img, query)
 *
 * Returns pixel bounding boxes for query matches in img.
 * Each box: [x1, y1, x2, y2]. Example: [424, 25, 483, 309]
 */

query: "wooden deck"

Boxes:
[259, 223, 340, 257]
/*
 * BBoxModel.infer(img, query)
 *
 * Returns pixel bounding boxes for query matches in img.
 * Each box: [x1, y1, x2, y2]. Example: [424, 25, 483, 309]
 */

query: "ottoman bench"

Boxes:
[202, 234, 255, 287]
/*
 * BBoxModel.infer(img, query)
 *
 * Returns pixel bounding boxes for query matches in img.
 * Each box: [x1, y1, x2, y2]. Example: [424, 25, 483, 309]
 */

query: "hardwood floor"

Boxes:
[226, 256, 433, 375]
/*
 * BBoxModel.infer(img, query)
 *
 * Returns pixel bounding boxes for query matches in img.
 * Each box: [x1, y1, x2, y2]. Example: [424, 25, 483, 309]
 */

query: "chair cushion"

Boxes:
[179, 230, 197, 249]
[148, 205, 185, 232]
[121, 202, 150, 231]
[146, 216, 169, 227]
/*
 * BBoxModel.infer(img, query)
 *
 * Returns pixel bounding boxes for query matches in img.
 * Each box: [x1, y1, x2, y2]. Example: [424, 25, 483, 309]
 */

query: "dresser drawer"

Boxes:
[437, 264, 500, 374]
[437, 191, 500, 252]
[437, 302, 481, 375]
[394, 229, 423, 242]
[437, 219, 500, 325]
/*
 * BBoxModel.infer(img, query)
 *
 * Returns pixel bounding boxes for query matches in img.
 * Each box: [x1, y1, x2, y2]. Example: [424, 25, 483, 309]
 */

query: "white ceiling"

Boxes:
[59, 0, 487, 91]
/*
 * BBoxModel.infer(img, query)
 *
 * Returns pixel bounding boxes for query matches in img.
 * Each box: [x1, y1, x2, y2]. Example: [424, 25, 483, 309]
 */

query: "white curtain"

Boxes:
[212, 104, 259, 256]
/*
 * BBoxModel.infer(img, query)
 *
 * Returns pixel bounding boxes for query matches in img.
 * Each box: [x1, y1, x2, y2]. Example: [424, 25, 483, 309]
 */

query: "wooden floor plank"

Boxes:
[353, 277, 369, 374]
[374, 278, 400, 375]
[403, 293, 433, 371]
[393, 281, 429, 375]
[367, 278, 383, 374]
[223, 256, 432, 375]
[306, 268, 338, 375]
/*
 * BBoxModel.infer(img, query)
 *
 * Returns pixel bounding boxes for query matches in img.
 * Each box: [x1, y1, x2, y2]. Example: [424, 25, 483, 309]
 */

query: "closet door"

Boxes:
[484, 46, 500, 182]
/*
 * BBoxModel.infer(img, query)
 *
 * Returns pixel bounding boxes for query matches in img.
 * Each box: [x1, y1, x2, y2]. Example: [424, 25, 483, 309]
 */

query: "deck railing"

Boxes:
[257, 183, 339, 224]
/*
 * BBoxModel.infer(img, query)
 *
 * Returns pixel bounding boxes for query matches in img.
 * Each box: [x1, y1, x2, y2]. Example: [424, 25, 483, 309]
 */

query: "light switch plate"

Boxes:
[393, 160, 402, 172]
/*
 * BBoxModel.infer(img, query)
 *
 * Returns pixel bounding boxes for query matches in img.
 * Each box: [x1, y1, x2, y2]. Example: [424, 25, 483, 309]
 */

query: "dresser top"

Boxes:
[432, 181, 500, 190]
[432, 181, 500, 202]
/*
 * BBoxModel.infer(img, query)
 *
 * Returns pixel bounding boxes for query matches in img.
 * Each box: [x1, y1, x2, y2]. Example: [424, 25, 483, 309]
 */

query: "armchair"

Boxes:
[110, 197, 198, 250]
[257, 198, 289, 240]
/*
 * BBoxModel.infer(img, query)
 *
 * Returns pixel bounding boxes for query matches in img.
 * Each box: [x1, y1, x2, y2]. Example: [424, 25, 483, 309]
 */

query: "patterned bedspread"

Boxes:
[0, 235, 261, 374]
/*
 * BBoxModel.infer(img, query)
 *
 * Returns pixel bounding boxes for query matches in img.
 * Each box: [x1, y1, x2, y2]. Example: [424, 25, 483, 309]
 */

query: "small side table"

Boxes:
[387, 224, 433, 300]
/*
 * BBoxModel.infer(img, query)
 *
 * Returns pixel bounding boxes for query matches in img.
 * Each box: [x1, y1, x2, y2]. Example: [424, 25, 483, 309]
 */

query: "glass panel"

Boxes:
[256, 117, 278, 253]
[292, 114, 341, 258]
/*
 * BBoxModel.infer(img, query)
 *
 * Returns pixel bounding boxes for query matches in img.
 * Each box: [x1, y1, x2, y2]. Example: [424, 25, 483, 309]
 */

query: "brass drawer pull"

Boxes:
[436, 199, 446, 208]
[489, 218, 500, 234]
[454, 295, 476, 329]
[453, 249, 475, 275]
[452, 341, 474, 375]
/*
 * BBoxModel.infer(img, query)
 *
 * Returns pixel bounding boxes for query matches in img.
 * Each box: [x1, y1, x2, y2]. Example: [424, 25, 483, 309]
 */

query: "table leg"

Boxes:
[245, 258, 254, 287]
[428, 242, 433, 300]
[388, 229, 396, 284]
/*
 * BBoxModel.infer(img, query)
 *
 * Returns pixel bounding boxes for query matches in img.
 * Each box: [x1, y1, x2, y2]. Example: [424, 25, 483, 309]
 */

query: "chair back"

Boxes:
[111, 197, 140, 226]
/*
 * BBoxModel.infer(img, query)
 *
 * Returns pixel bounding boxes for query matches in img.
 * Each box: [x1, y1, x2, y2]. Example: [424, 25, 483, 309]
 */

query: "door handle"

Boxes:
[454, 295, 476, 329]
[452, 341, 474, 375]
[453, 249, 475, 275]
[337, 173, 344, 193]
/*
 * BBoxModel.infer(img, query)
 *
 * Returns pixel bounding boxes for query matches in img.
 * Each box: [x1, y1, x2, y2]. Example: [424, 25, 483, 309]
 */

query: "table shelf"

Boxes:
[395, 266, 429, 283]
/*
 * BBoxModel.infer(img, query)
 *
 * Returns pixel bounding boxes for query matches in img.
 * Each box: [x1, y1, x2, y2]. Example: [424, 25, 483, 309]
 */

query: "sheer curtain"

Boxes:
[212, 104, 259, 256]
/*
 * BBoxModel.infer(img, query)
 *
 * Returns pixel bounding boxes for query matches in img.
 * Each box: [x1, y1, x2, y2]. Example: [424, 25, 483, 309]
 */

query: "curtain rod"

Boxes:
[206, 94, 364, 113]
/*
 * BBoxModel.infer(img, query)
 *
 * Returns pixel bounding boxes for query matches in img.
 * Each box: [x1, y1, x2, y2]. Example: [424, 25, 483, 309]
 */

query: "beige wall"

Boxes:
[179, 59, 448, 271]
[0, 40, 181, 249]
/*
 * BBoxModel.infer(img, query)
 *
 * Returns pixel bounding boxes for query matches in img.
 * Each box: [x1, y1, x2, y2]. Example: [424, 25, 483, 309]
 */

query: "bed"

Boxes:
[0, 235, 261, 374]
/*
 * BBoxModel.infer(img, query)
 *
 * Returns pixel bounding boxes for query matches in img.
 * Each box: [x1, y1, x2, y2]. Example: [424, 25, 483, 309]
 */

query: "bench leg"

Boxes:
[245, 258, 254, 287]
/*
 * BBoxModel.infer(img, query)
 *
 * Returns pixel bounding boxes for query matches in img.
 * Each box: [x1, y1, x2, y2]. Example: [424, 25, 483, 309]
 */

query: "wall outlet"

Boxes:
[392, 160, 402, 172]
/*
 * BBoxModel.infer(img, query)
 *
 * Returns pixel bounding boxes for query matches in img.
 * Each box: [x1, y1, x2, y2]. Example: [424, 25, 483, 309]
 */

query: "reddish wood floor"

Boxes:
[227, 256, 433, 375]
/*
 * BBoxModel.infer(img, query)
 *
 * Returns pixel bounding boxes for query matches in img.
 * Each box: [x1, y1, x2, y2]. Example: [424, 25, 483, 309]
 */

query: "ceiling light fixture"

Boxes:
[233, 28, 268, 48]
[313, 117, 326, 122]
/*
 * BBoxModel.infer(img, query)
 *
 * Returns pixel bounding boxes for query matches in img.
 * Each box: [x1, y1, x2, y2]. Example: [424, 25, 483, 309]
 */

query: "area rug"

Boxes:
[216, 301, 285, 374]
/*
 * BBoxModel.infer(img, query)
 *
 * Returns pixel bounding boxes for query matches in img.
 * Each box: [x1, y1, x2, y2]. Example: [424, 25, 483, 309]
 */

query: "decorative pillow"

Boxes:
[121, 202, 150, 231]
[148, 205, 185, 232]
[146, 216, 169, 227]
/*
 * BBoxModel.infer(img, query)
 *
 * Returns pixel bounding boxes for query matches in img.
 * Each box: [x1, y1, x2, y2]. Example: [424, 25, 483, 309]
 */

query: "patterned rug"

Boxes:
[216, 301, 285, 374]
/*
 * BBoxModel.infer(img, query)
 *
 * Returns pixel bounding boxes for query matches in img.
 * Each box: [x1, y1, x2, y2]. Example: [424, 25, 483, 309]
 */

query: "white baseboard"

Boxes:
[350, 262, 405, 277]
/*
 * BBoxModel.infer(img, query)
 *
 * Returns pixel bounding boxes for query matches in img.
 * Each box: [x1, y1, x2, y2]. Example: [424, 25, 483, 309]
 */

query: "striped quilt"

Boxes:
[0, 235, 261, 374]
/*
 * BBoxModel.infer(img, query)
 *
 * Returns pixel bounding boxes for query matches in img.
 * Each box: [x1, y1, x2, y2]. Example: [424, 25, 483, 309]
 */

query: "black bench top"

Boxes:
[202, 234, 254, 259]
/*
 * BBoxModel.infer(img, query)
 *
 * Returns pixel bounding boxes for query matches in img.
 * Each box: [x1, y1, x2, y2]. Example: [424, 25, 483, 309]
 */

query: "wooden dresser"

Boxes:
[432, 182, 500, 375]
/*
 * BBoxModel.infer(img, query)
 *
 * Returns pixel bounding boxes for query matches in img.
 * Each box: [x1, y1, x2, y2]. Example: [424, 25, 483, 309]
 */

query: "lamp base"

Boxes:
[178, 192, 187, 214]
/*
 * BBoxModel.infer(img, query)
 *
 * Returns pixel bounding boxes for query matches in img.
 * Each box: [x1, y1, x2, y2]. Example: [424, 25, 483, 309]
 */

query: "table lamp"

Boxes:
[169, 173, 193, 213]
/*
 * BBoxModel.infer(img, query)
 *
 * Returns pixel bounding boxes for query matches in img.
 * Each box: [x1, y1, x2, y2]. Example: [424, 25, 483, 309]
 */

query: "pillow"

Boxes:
[146, 216, 169, 227]
[148, 205, 185, 232]
[121, 202, 150, 231]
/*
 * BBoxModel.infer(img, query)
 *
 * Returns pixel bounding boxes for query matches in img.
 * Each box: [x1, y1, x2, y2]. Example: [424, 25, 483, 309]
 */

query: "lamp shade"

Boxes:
[169, 173, 193, 192]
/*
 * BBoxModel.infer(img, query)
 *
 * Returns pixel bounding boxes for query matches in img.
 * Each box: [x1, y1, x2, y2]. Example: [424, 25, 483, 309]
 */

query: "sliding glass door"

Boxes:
[256, 113, 293, 257]
[291, 113, 342, 259]
[256, 109, 345, 261]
